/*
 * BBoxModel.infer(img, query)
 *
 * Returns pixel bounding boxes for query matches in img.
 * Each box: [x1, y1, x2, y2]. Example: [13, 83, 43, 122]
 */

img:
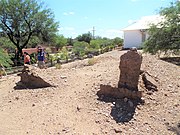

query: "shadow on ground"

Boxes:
[14, 81, 52, 90]
[97, 85, 144, 123]
[160, 57, 180, 66]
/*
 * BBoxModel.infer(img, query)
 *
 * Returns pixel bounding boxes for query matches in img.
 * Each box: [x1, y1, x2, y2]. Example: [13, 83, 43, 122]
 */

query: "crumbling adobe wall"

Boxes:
[17, 65, 52, 89]
[97, 84, 142, 99]
[118, 48, 142, 91]
[97, 48, 159, 99]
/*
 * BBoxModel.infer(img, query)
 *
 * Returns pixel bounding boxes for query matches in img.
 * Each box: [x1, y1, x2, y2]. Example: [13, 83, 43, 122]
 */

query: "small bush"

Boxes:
[0, 48, 13, 67]
[29, 53, 37, 64]
[0, 70, 5, 76]
[88, 58, 97, 66]
[55, 63, 61, 69]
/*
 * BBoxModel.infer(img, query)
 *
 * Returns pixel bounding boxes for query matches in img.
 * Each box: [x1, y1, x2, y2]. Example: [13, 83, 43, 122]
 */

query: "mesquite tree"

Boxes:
[0, 0, 59, 61]
[143, 1, 180, 55]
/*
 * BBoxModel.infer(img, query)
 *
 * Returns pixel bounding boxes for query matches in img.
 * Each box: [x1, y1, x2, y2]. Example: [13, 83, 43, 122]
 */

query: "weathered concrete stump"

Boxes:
[118, 48, 142, 91]
[16, 65, 52, 89]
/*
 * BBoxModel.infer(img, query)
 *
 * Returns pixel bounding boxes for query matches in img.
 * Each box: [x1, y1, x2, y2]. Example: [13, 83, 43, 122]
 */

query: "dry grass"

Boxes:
[88, 57, 98, 66]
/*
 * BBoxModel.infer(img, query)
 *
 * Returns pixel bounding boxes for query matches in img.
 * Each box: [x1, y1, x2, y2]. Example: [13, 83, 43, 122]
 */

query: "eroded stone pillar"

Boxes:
[118, 48, 142, 91]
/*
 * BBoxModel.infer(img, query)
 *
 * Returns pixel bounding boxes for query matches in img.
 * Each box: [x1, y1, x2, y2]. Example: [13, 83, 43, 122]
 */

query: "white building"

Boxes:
[122, 15, 163, 49]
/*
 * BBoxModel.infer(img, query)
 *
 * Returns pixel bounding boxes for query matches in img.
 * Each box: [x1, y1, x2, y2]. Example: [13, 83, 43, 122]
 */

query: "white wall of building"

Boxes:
[123, 30, 149, 48]
[123, 30, 142, 48]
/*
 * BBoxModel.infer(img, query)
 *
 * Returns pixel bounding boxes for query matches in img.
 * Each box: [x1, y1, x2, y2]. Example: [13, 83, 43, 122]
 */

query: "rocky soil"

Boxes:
[0, 50, 179, 135]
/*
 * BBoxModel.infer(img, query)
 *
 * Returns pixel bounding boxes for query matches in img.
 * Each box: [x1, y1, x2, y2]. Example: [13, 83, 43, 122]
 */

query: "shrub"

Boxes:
[73, 41, 88, 58]
[55, 63, 61, 69]
[29, 53, 37, 64]
[88, 57, 97, 66]
[0, 48, 13, 67]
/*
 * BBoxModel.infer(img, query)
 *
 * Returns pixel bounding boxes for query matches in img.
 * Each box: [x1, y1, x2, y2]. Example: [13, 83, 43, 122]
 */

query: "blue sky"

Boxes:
[44, 0, 174, 39]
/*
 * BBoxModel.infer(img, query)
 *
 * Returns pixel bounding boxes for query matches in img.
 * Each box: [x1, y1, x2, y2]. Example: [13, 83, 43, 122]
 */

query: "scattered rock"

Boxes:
[114, 129, 122, 133]
[95, 120, 100, 124]
[124, 97, 128, 102]
[128, 100, 134, 107]
[142, 72, 158, 92]
[15, 97, 19, 100]
[60, 75, 67, 79]
[77, 106, 81, 111]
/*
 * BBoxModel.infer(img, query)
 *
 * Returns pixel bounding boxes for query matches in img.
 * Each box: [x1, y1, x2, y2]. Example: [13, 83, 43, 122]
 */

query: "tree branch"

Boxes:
[7, 32, 17, 46]
[22, 32, 32, 48]
[1, 18, 18, 46]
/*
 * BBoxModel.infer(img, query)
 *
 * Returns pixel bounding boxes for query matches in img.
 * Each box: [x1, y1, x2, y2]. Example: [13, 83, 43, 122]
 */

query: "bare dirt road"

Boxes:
[0, 50, 179, 135]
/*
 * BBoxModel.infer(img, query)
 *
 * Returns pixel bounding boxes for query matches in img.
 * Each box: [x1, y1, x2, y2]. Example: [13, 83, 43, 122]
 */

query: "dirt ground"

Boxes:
[0, 50, 179, 135]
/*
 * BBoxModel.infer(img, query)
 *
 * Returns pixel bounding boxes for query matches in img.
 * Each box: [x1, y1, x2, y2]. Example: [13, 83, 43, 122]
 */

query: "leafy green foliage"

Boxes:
[28, 36, 41, 48]
[0, 48, 13, 67]
[0, 37, 15, 51]
[88, 57, 97, 66]
[55, 63, 61, 69]
[73, 41, 89, 57]
[67, 37, 73, 46]
[143, 1, 180, 55]
[0, 0, 59, 57]
[90, 40, 101, 49]
[52, 35, 67, 49]
[76, 32, 92, 44]
[29, 53, 37, 64]
[112, 37, 123, 47]
[56, 46, 69, 61]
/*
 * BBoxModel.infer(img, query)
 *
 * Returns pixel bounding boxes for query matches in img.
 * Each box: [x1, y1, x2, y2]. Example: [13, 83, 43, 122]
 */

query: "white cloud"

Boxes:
[83, 16, 88, 19]
[59, 27, 123, 39]
[63, 12, 68, 16]
[63, 11, 75, 16]
[96, 28, 123, 39]
[58, 27, 77, 38]
[69, 12, 75, 15]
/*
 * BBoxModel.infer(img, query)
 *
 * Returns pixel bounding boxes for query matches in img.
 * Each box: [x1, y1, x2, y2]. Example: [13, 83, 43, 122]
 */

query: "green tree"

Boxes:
[27, 36, 41, 48]
[53, 35, 67, 49]
[67, 37, 73, 46]
[0, 36, 15, 51]
[143, 1, 180, 55]
[73, 41, 88, 57]
[90, 40, 100, 49]
[113, 37, 123, 47]
[0, 48, 13, 67]
[0, 0, 59, 60]
[59, 46, 69, 62]
[76, 32, 92, 44]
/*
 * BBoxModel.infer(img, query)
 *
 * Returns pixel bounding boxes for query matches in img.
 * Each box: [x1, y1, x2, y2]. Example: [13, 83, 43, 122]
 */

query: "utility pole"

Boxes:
[92, 26, 95, 39]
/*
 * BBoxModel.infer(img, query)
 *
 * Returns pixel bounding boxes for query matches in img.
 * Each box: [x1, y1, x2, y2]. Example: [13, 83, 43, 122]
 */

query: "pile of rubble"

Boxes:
[15, 65, 53, 89]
